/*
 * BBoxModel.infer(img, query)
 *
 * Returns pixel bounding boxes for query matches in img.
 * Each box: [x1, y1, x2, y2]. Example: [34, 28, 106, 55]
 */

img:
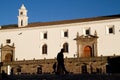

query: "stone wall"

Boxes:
[0, 56, 111, 75]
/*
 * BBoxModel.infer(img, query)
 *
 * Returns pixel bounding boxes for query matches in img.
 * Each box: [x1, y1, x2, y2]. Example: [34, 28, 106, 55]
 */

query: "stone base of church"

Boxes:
[0, 56, 116, 75]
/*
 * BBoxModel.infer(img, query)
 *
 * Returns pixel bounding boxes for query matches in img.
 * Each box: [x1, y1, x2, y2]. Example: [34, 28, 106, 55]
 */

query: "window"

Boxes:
[109, 27, 114, 34]
[85, 29, 90, 35]
[63, 43, 69, 53]
[61, 29, 68, 38]
[42, 44, 47, 54]
[6, 39, 11, 44]
[83, 27, 90, 35]
[106, 25, 115, 34]
[43, 32, 47, 39]
[41, 31, 47, 39]
[64, 30, 68, 37]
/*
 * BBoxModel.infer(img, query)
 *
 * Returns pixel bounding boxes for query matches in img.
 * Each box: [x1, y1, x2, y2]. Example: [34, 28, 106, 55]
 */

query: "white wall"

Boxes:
[0, 18, 120, 60]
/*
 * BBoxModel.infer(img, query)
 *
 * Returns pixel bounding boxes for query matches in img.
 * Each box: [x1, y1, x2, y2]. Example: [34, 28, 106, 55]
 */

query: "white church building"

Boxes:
[0, 4, 120, 62]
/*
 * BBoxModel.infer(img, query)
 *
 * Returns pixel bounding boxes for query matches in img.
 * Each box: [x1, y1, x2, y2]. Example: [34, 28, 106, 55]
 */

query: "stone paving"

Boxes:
[2, 74, 120, 80]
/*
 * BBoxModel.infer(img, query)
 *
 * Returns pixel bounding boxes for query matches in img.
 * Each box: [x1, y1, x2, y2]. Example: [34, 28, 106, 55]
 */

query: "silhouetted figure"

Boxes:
[11, 68, 14, 75]
[52, 62, 57, 73]
[90, 64, 93, 74]
[1, 70, 8, 80]
[56, 48, 69, 74]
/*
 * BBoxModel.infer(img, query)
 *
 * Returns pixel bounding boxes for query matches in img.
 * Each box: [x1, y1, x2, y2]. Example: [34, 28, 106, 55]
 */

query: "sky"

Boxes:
[0, 0, 120, 25]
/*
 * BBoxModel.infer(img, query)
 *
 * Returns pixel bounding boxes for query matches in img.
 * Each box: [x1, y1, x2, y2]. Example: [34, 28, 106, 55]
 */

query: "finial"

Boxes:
[77, 32, 79, 37]
[94, 30, 97, 36]
[21, 4, 26, 9]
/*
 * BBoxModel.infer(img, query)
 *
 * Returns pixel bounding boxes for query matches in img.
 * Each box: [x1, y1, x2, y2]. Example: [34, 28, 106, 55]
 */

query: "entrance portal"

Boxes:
[74, 32, 98, 57]
[1, 44, 15, 62]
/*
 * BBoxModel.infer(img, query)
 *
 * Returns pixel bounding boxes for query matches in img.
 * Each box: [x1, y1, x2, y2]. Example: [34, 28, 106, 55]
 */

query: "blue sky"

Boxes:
[0, 0, 120, 25]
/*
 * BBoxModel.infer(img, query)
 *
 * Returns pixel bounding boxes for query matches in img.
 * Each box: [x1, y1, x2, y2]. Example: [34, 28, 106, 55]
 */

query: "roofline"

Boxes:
[28, 14, 120, 27]
[1, 14, 120, 29]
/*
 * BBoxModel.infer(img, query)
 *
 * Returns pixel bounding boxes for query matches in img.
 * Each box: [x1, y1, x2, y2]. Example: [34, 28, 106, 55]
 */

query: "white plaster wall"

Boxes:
[78, 19, 120, 56]
[0, 18, 120, 60]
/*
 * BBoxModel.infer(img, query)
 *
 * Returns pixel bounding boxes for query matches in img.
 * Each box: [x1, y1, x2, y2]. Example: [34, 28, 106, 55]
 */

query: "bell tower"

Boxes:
[18, 4, 28, 27]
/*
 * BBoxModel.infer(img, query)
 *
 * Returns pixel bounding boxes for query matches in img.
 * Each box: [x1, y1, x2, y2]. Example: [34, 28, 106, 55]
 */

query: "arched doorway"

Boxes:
[5, 53, 12, 62]
[81, 64, 87, 73]
[37, 65, 42, 74]
[83, 46, 92, 57]
[1, 44, 15, 62]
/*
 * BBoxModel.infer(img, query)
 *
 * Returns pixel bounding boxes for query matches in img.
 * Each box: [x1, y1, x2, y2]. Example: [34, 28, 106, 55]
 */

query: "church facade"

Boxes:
[0, 4, 120, 74]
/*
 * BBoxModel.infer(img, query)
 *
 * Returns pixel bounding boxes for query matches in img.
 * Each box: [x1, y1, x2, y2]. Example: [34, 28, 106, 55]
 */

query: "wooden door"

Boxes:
[83, 46, 92, 57]
[5, 53, 12, 62]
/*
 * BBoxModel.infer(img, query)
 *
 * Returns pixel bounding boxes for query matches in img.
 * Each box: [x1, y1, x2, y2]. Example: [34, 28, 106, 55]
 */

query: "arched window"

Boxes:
[20, 12, 23, 15]
[21, 20, 23, 26]
[42, 44, 47, 54]
[63, 43, 69, 53]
